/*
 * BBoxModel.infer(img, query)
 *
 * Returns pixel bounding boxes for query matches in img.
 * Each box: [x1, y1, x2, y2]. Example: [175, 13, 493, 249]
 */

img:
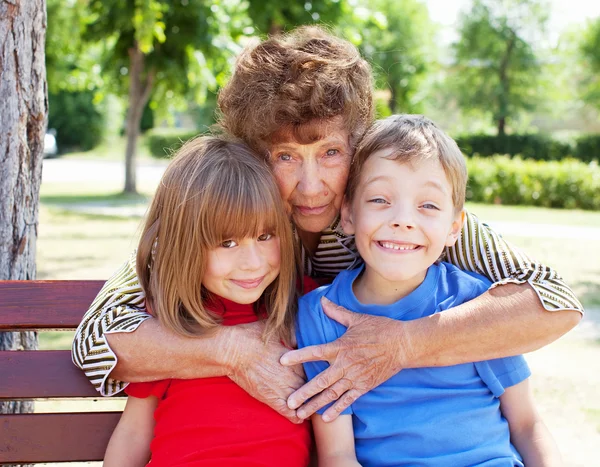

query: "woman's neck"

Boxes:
[296, 229, 322, 257]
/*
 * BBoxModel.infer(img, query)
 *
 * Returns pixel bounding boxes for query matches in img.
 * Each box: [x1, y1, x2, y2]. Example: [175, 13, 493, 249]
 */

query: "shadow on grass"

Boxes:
[40, 191, 150, 205]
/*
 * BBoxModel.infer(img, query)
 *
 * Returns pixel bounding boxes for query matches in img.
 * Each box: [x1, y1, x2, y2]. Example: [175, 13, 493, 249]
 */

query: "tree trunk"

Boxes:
[389, 86, 398, 114]
[0, 1, 47, 465]
[497, 32, 516, 137]
[124, 44, 154, 194]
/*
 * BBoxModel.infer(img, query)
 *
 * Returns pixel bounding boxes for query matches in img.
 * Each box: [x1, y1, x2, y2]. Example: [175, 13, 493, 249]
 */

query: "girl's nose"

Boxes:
[239, 242, 263, 270]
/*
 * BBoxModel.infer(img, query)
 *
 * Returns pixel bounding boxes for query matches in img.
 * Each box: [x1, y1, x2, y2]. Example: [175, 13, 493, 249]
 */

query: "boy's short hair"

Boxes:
[346, 114, 467, 211]
[217, 25, 374, 153]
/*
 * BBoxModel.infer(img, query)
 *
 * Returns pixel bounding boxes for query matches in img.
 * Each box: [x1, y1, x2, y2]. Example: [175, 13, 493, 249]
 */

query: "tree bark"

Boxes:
[0, 1, 47, 462]
[124, 43, 154, 194]
[497, 32, 516, 137]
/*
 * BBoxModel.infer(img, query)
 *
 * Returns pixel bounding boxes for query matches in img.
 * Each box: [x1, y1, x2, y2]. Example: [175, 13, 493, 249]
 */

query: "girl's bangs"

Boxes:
[202, 176, 283, 246]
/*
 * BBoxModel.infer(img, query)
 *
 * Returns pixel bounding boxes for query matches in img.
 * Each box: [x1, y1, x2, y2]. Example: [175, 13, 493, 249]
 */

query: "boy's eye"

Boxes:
[368, 197, 388, 204]
[221, 239, 238, 248]
[421, 203, 439, 210]
[258, 233, 273, 241]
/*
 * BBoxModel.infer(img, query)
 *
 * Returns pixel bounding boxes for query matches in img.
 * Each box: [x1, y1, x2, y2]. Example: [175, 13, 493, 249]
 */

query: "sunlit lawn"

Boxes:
[35, 182, 600, 466]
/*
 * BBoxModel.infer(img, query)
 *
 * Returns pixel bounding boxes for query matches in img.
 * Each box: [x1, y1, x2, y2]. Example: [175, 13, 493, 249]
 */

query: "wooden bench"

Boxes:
[0, 280, 124, 465]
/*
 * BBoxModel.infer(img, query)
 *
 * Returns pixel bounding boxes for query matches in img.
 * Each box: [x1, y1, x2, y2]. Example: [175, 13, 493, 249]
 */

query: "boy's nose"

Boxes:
[390, 206, 415, 230]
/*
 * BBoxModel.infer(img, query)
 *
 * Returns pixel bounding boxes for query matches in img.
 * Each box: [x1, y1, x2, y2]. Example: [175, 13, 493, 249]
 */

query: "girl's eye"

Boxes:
[421, 203, 439, 210]
[325, 149, 339, 156]
[258, 233, 273, 241]
[221, 239, 238, 248]
[278, 153, 292, 161]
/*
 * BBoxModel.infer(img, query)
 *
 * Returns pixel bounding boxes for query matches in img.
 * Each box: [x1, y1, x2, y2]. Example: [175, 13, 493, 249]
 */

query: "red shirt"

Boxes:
[126, 293, 314, 467]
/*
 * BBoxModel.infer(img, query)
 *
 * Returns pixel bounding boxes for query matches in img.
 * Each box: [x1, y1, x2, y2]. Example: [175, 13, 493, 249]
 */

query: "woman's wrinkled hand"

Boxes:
[280, 296, 408, 422]
[222, 320, 306, 424]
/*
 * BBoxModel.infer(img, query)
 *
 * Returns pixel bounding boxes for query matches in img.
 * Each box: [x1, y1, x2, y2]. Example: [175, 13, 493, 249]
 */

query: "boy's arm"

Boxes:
[312, 414, 361, 467]
[500, 379, 562, 467]
[71, 252, 304, 422]
[104, 395, 158, 467]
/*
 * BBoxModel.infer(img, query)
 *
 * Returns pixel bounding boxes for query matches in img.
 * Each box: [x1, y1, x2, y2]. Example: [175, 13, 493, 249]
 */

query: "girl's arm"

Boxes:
[312, 414, 361, 467]
[499, 379, 562, 467]
[104, 395, 158, 467]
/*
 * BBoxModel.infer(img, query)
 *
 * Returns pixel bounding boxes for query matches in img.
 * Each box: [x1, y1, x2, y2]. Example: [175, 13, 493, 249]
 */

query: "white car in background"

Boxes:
[44, 128, 58, 157]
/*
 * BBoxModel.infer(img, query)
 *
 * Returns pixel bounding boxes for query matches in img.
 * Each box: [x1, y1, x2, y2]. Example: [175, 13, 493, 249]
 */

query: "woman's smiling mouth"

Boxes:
[295, 204, 330, 216]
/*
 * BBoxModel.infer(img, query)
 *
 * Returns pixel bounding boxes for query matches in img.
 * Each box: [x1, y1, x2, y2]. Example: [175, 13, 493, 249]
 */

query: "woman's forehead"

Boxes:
[269, 116, 348, 146]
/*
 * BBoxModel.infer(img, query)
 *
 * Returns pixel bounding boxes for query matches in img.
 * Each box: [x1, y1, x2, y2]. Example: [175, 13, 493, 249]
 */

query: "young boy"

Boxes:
[295, 115, 562, 467]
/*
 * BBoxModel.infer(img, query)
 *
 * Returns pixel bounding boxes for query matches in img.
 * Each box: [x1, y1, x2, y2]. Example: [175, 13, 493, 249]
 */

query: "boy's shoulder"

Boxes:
[434, 262, 493, 312]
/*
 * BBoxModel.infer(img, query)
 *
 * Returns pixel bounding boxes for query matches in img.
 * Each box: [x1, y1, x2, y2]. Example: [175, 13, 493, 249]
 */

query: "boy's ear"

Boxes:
[340, 196, 355, 235]
[445, 209, 465, 247]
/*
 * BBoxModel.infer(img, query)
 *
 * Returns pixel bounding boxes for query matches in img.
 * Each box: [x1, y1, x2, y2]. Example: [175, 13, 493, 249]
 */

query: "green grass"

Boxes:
[57, 134, 154, 161]
[466, 202, 600, 227]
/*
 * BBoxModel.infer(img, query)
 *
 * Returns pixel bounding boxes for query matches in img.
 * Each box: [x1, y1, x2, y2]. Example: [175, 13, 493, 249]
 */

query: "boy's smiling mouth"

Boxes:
[376, 241, 422, 252]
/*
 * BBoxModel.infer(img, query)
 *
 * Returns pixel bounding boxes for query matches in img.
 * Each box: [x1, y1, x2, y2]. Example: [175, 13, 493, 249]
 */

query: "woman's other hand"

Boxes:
[280, 297, 407, 421]
[223, 320, 307, 424]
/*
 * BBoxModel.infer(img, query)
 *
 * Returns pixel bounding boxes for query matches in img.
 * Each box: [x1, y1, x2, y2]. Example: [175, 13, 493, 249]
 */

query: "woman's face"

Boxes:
[268, 118, 352, 234]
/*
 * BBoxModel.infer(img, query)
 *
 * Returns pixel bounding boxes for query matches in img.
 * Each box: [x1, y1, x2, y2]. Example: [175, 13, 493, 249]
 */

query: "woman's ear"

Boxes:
[445, 209, 465, 247]
[341, 196, 355, 235]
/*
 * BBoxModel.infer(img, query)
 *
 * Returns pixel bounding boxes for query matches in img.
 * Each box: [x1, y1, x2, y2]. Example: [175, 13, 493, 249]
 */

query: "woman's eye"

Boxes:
[258, 233, 273, 241]
[325, 149, 339, 156]
[278, 153, 292, 161]
[221, 239, 238, 248]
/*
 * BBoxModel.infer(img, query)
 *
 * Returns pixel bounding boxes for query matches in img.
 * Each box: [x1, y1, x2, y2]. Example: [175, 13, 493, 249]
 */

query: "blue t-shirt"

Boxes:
[296, 262, 531, 467]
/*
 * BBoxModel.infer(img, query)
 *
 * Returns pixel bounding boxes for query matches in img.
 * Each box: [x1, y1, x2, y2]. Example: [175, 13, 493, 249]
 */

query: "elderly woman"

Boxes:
[72, 26, 582, 425]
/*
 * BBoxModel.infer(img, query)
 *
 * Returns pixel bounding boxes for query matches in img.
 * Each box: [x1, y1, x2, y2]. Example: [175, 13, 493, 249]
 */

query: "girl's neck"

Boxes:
[296, 229, 321, 257]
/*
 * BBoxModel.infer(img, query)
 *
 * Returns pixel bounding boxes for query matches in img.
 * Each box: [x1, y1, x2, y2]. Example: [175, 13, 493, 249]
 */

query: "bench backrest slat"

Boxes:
[0, 350, 111, 399]
[0, 412, 122, 463]
[0, 280, 104, 329]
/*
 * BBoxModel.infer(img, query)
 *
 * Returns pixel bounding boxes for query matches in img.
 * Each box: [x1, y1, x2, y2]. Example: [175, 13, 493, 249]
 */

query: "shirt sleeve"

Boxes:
[474, 356, 531, 397]
[296, 290, 353, 416]
[126, 379, 170, 400]
[71, 251, 151, 396]
[444, 211, 583, 313]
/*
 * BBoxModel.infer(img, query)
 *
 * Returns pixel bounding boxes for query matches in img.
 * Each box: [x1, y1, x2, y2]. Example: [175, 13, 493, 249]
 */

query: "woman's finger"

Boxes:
[320, 296, 358, 327]
[296, 378, 353, 420]
[321, 388, 362, 422]
[286, 364, 344, 410]
[280, 341, 333, 366]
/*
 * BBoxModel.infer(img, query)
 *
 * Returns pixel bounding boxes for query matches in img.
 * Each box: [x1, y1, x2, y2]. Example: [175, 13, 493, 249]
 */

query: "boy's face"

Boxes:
[341, 149, 464, 294]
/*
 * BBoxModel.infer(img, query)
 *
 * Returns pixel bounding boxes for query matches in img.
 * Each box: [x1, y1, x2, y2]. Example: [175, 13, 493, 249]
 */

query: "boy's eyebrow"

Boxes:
[423, 180, 449, 195]
[362, 176, 449, 196]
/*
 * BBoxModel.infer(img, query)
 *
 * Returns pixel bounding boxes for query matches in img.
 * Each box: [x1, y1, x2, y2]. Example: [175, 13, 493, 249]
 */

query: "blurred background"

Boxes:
[38, 1, 599, 465]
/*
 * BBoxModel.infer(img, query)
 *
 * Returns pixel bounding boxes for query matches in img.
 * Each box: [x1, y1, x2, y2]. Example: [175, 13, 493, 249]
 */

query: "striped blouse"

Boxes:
[71, 211, 583, 396]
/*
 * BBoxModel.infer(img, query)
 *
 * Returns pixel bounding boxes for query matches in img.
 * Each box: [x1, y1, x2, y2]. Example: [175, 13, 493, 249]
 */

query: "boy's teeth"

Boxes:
[379, 241, 417, 251]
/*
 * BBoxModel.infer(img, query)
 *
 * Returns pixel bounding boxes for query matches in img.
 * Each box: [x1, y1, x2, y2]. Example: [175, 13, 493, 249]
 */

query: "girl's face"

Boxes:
[202, 232, 281, 304]
[268, 118, 352, 234]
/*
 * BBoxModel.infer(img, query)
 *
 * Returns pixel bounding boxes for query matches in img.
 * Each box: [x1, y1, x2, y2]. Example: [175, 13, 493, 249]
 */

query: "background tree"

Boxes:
[247, 0, 347, 35]
[451, 0, 548, 135]
[0, 0, 47, 433]
[580, 18, 600, 110]
[84, 0, 243, 194]
[351, 0, 434, 114]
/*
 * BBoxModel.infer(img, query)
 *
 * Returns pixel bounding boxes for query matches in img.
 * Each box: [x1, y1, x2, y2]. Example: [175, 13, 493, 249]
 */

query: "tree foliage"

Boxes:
[451, 0, 548, 135]
[580, 17, 600, 109]
[348, 0, 434, 114]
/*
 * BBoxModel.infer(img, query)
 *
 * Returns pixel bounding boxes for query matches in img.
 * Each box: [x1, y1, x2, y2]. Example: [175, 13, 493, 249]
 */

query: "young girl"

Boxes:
[103, 136, 311, 467]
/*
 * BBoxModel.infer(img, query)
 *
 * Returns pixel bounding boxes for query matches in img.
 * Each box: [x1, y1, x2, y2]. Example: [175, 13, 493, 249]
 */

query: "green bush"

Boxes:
[466, 156, 600, 210]
[48, 90, 105, 152]
[575, 134, 600, 163]
[456, 134, 573, 161]
[146, 130, 200, 159]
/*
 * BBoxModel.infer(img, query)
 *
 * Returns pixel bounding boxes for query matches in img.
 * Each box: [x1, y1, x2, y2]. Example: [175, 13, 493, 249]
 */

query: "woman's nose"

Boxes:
[297, 160, 326, 198]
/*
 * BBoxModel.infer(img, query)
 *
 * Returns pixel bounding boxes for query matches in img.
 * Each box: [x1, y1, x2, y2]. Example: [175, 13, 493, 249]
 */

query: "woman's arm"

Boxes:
[72, 253, 305, 422]
[312, 414, 361, 467]
[500, 379, 562, 466]
[104, 395, 158, 467]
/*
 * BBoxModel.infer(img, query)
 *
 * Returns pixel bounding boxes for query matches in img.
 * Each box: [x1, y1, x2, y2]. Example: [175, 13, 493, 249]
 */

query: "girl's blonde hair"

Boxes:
[137, 135, 297, 345]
